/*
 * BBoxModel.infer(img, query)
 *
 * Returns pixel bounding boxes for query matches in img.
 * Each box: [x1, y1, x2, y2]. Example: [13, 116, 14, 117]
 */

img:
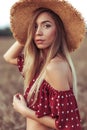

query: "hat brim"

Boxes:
[10, 0, 85, 51]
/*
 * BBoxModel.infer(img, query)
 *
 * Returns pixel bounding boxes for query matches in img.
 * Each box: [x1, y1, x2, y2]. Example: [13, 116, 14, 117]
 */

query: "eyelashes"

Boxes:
[34, 23, 52, 30]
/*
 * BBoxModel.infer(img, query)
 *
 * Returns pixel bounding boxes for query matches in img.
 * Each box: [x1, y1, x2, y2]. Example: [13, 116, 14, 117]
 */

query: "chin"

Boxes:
[36, 45, 47, 49]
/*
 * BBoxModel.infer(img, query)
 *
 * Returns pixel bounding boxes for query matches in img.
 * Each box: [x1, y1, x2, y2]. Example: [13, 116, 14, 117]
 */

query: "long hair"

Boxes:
[23, 7, 77, 104]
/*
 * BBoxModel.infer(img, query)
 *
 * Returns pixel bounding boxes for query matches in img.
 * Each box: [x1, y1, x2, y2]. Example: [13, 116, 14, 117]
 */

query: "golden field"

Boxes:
[0, 35, 87, 130]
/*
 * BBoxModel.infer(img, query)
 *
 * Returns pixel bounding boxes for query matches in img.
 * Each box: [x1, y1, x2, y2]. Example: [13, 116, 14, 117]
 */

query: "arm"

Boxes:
[25, 107, 56, 129]
[3, 41, 24, 65]
[13, 94, 56, 129]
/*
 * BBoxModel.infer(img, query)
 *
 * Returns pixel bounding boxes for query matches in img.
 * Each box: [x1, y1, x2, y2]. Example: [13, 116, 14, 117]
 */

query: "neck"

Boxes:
[41, 46, 51, 60]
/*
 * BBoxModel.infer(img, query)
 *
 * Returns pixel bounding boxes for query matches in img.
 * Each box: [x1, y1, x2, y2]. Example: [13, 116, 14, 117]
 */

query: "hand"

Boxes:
[13, 93, 27, 117]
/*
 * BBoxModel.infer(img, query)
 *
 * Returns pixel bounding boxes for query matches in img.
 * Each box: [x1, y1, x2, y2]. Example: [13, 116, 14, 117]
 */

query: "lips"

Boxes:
[35, 39, 44, 44]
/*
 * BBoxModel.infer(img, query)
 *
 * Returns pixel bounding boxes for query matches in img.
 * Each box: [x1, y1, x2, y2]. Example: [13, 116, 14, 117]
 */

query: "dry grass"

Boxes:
[0, 35, 87, 130]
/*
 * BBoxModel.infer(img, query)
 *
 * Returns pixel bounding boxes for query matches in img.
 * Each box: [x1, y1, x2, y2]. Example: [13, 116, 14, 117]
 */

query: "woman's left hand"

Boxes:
[13, 93, 27, 117]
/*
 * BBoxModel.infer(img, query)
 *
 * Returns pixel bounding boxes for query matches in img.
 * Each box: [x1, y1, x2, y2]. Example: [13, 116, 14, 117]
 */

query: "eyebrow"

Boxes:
[36, 20, 52, 25]
[41, 20, 52, 24]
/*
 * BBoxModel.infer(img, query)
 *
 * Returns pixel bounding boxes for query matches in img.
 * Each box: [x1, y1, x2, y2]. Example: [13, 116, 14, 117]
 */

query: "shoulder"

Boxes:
[45, 56, 71, 91]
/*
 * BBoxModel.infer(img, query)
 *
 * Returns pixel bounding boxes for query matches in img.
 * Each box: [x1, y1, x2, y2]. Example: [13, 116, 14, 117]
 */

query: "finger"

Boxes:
[16, 93, 21, 100]
[13, 95, 17, 101]
[13, 95, 20, 104]
[18, 95, 27, 105]
[14, 93, 21, 100]
[18, 94, 25, 101]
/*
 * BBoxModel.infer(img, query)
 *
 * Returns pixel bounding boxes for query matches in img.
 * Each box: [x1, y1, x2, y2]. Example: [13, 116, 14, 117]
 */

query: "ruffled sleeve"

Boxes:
[46, 81, 82, 130]
[17, 54, 24, 75]
[24, 79, 82, 130]
[35, 80, 82, 130]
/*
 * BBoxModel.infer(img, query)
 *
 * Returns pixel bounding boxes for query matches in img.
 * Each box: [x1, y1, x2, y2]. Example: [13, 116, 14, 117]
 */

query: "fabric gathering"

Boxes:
[3, 0, 86, 130]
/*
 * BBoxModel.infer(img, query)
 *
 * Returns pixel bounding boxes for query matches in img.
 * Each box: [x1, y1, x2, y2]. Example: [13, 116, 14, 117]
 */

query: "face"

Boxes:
[34, 12, 57, 49]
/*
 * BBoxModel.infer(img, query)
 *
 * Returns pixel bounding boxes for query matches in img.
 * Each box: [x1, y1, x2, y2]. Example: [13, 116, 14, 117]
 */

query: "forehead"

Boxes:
[36, 12, 55, 24]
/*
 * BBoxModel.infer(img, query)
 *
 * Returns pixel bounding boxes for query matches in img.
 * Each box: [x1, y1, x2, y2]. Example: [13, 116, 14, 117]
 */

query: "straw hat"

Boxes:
[10, 0, 85, 51]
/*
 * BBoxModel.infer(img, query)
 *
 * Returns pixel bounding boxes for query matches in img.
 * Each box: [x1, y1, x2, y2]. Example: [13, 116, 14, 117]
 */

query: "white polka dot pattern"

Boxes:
[23, 80, 82, 130]
[17, 55, 24, 76]
[17, 56, 82, 130]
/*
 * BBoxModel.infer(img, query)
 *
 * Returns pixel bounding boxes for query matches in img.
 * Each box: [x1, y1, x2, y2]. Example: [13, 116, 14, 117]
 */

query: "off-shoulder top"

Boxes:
[17, 55, 82, 130]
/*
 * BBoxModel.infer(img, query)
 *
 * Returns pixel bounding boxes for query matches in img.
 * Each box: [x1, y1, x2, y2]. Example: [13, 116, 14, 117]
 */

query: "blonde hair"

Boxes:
[23, 7, 77, 104]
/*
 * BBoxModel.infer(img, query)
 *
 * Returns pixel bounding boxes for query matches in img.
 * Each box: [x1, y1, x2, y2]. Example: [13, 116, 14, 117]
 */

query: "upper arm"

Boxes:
[3, 41, 24, 65]
[45, 60, 70, 91]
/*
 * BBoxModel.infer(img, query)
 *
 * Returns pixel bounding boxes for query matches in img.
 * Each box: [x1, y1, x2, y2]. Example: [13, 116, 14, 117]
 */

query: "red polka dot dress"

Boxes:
[17, 55, 82, 130]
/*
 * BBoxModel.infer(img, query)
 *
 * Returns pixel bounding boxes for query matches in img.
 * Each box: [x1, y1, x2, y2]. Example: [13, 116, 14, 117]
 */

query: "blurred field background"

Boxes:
[0, 33, 87, 130]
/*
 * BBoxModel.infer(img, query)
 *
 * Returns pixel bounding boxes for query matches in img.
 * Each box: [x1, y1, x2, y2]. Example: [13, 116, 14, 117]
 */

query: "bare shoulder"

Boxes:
[45, 57, 72, 91]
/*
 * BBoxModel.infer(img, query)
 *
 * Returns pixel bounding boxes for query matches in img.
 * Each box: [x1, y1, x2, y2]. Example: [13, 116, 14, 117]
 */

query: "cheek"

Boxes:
[46, 29, 56, 41]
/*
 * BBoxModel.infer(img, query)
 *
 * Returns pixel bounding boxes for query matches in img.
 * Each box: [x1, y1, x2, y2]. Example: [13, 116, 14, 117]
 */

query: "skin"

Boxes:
[34, 12, 57, 53]
[3, 12, 72, 130]
[34, 13, 57, 60]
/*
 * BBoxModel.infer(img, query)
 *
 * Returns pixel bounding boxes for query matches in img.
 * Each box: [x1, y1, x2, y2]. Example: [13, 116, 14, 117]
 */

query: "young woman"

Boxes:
[4, 0, 85, 130]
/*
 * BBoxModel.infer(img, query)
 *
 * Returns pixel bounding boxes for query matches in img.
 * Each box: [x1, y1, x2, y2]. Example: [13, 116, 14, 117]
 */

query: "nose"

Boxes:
[35, 26, 43, 36]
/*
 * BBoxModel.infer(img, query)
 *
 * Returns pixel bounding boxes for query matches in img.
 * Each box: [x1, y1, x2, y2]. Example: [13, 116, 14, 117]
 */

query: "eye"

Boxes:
[34, 24, 38, 30]
[44, 24, 51, 29]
